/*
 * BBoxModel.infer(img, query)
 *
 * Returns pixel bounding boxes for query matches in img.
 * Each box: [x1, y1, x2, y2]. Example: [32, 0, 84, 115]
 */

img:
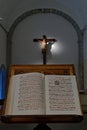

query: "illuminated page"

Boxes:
[5, 72, 45, 115]
[45, 75, 82, 115]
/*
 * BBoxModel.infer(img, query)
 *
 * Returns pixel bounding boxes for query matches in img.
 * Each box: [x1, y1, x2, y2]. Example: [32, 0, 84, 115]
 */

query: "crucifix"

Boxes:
[33, 35, 56, 64]
[33, 35, 56, 130]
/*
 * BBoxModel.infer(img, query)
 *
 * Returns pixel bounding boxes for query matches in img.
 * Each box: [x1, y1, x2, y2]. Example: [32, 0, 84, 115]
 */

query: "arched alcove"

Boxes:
[7, 8, 83, 89]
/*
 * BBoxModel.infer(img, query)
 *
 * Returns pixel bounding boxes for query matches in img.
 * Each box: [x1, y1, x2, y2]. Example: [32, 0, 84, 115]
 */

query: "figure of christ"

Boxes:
[33, 35, 56, 53]
[33, 35, 56, 64]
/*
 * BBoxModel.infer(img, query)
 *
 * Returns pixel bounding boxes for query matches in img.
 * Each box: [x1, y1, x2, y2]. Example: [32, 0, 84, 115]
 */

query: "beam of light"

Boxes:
[0, 17, 3, 20]
[51, 41, 64, 55]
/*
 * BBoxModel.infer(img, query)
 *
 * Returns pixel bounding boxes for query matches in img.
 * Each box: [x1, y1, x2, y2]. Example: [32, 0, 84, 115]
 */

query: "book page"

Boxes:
[5, 72, 45, 115]
[45, 75, 82, 115]
[4, 76, 16, 115]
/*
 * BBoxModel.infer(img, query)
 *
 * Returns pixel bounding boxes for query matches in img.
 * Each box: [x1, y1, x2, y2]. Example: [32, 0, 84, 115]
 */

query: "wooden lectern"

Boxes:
[1, 65, 83, 130]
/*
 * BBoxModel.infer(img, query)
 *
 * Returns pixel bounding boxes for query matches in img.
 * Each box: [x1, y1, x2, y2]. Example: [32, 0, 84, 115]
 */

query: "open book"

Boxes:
[4, 72, 82, 116]
[1, 65, 83, 123]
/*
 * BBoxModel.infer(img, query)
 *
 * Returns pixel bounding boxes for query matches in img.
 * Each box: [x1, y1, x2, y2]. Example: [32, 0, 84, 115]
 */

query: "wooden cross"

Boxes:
[33, 35, 56, 64]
